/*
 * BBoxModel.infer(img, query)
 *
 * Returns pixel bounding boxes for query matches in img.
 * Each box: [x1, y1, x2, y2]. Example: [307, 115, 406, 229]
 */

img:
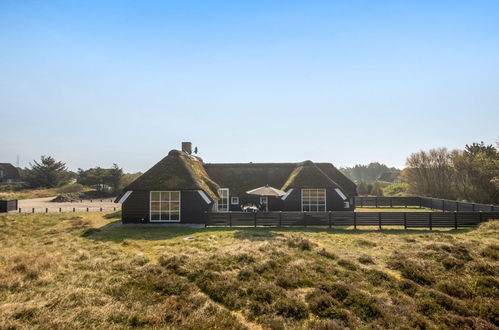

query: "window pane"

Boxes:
[160, 191, 170, 201]
[170, 211, 180, 220]
[151, 202, 160, 211]
[161, 201, 170, 211]
[171, 202, 180, 212]
[170, 191, 180, 201]
[151, 192, 160, 201]
[151, 212, 160, 220]
[159, 211, 169, 221]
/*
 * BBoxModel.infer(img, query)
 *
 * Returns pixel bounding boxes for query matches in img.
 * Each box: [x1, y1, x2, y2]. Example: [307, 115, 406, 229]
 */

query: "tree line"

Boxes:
[19, 156, 141, 195]
[341, 141, 498, 204]
[403, 142, 498, 204]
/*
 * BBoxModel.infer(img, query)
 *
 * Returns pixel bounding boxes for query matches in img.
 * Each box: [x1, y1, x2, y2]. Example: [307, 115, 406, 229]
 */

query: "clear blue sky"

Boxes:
[1, 1, 498, 172]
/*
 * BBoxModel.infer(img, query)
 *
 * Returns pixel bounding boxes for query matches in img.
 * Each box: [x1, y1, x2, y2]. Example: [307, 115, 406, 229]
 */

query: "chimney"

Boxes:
[182, 142, 192, 155]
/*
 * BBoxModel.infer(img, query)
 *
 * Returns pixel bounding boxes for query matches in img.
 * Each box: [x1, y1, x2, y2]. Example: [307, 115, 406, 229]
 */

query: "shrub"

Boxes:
[480, 244, 499, 261]
[436, 280, 473, 299]
[337, 259, 357, 271]
[317, 248, 338, 260]
[287, 237, 316, 250]
[358, 255, 375, 265]
[398, 279, 419, 297]
[56, 183, 86, 193]
[474, 276, 499, 298]
[388, 256, 435, 285]
[274, 297, 308, 320]
[356, 239, 377, 248]
[382, 183, 409, 196]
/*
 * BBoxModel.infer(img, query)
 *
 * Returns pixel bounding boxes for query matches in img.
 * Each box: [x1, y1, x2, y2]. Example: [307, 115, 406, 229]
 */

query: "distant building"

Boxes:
[0, 163, 21, 184]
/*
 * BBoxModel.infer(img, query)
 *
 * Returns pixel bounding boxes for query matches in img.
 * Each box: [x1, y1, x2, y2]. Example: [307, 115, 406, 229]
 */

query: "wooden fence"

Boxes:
[0, 200, 18, 213]
[205, 211, 499, 229]
[16, 207, 120, 214]
[353, 196, 499, 212]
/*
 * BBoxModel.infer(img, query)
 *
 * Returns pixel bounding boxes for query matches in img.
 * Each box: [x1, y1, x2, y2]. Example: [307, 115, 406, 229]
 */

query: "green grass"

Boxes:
[0, 212, 498, 329]
[0, 188, 57, 200]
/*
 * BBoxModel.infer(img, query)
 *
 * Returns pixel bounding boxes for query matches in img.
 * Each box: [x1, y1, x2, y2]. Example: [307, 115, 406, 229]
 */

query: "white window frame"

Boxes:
[301, 188, 326, 212]
[231, 196, 239, 205]
[217, 188, 229, 212]
[150, 191, 181, 222]
[281, 188, 294, 200]
[335, 188, 348, 201]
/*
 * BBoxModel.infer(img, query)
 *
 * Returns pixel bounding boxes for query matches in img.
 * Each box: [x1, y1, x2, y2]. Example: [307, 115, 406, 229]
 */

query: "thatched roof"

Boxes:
[281, 161, 340, 190]
[315, 163, 357, 196]
[123, 150, 219, 201]
[204, 163, 296, 198]
[0, 163, 21, 180]
[118, 151, 357, 202]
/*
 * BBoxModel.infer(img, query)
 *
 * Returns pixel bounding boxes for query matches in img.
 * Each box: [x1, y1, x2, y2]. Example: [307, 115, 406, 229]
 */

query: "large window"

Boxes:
[302, 189, 326, 212]
[217, 188, 229, 212]
[150, 191, 180, 221]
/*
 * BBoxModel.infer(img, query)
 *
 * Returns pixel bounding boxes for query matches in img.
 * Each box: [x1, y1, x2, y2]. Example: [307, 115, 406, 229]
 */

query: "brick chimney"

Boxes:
[182, 142, 192, 155]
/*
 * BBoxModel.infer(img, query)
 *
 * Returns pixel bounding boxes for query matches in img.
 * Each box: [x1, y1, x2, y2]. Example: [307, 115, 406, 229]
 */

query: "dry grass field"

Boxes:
[0, 212, 498, 329]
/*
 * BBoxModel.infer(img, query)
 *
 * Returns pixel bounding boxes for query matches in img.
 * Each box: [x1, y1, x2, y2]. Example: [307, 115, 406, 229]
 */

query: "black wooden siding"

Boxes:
[122, 190, 212, 223]
[282, 188, 352, 211]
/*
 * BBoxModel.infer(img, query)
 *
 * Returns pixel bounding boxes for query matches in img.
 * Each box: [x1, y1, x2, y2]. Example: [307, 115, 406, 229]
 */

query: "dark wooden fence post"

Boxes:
[86, 207, 89, 212]
[430, 198, 433, 210]
[279, 211, 282, 227]
[19, 208, 21, 213]
[229, 212, 232, 227]
[328, 211, 332, 229]
[378, 212, 382, 230]
[100, 207, 103, 212]
[32, 208, 35, 213]
[59, 208, 62, 213]
[403, 212, 407, 230]
[442, 200, 445, 212]
[114, 207, 116, 211]
[429, 213, 433, 230]
[353, 212, 357, 230]
[454, 212, 458, 229]
[73, 207, 75, 213]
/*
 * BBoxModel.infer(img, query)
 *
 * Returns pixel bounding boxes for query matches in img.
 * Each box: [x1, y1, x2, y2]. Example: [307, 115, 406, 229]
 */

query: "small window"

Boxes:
[231, 197, 239, 205]
[344, 201, 350, 209]
[335, 188, 348, 201]
[217, 188, 229, 212]
[260, 196, 267, 204]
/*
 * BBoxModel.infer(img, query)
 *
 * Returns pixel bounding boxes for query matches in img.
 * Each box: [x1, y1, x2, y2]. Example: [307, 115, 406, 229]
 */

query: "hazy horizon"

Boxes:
[1, 1, 498, 172]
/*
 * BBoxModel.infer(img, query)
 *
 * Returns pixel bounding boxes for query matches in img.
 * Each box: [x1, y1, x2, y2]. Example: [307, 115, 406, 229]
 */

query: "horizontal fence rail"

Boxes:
[354, 196, 499, 212]
[15, 207, 120, 214]
[205, 211, 499, 229]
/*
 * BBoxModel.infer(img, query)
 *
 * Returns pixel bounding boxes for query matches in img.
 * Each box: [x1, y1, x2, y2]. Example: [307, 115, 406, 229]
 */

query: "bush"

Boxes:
[388, 256, 435, 285]
[481, 244, 499, 261]
[382, 183, 409, 196]
[56, 183, 86, 194]
[358, 255, 375, 265]
[274, 297, 308, 320]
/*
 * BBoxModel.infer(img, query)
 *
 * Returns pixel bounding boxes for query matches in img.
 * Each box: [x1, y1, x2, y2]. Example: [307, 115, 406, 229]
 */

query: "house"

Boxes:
[0, 163, 21, 184]
[117, 142, 357, 224]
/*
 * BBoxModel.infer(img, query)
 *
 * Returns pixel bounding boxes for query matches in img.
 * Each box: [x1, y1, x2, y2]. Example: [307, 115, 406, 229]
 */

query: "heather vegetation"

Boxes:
[1, 213, 498, 329]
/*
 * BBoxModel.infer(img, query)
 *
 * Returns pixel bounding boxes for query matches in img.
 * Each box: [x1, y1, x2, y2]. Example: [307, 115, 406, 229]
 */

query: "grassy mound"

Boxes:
[0, 213, 497, 328]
